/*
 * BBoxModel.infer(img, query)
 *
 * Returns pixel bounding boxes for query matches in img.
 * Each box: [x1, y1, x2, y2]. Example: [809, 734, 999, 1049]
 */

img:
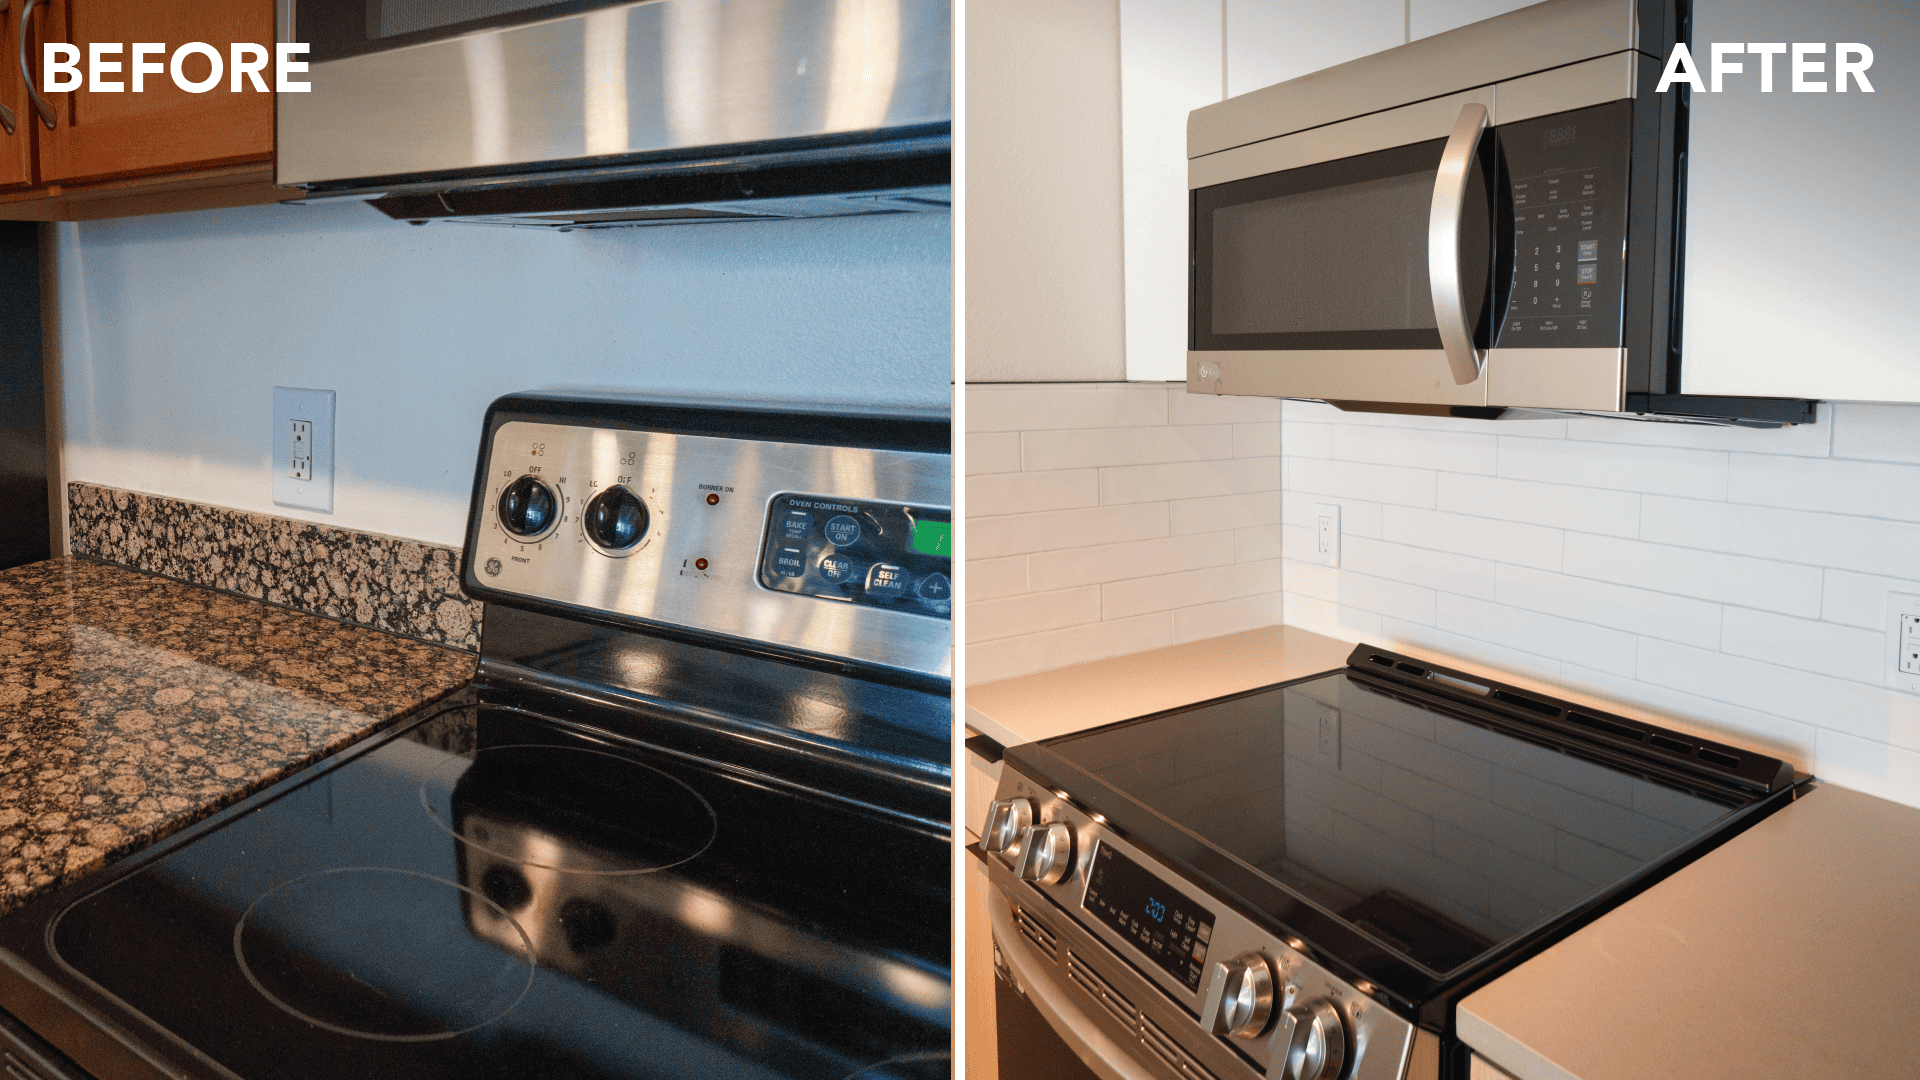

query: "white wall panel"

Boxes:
[1226, 0, 1403, 96]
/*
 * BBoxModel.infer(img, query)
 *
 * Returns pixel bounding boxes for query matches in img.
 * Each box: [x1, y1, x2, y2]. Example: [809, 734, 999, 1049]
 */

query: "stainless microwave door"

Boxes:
[1187, 89, 1498, 409]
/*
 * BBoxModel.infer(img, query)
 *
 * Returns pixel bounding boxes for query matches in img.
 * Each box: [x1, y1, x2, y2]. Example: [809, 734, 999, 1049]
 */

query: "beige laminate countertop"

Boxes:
[964, 624, 1355, 748]
[1459, 782, 1920, 1080]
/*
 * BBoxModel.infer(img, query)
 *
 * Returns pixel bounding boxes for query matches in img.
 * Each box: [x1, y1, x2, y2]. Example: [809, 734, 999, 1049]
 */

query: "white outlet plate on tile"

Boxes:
[1314, 503, 1340, 568]
[273, 386, 334, 512]
[1888, 592, 1920, 695]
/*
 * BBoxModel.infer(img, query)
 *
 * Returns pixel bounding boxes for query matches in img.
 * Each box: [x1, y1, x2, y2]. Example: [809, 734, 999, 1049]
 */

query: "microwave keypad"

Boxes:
[759, 494, 952, 618]
[1495, 101, 1632, 348]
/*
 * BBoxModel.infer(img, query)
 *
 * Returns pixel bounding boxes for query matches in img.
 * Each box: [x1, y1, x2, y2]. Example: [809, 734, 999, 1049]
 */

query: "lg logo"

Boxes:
[1658, 42, 1874, 93]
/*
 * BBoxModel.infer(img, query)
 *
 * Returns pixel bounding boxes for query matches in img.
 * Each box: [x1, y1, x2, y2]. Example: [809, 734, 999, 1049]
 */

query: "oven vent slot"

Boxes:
[1648, 734, 1693, 755]
[1491, 689, 1560, 716]
[1066, 951, 1140, 1029]
[1014, 905, 1059, 959]
[1141, 1016, 1217, 1080]
[1697, 747, 1741, 769]
[1367, 653, 1396, 667]
[1567, 711, 1645, 742]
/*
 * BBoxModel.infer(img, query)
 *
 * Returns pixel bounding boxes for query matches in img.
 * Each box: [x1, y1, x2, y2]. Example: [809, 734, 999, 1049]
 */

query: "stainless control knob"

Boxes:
[981, 797, 1036, 854]
[1210, 953, 1276, 1039]
[1012, 822, 1074, 885]
[1281, 998, 1348, 1080]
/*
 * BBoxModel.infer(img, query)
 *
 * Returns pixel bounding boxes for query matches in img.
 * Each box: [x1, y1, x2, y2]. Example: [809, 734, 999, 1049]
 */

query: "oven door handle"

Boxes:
[1428, 101, 1489, 385]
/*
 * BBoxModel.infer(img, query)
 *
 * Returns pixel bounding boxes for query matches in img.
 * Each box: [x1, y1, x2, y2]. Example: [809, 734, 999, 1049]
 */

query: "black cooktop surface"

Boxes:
[1042, 670, 1745, 978]
[48, 703, 950, 1080]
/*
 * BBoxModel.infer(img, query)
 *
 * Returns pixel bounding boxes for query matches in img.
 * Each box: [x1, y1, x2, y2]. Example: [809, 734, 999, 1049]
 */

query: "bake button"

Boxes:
[818, 554, 855, 583]
[773, 547, 806, 578]
[917, 572, 951, 600]
[866, 563, 908, 596]
[825, 514, 862, 547]
[780, 510, 814, 539]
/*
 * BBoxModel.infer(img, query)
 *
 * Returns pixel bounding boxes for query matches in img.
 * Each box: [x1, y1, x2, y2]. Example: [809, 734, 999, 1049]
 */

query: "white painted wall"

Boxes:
[54, 200, 951, 547]
[964, 0, 1126, 383]
[1280, 401, 1920, 809]
[966, 382, 1282, 684]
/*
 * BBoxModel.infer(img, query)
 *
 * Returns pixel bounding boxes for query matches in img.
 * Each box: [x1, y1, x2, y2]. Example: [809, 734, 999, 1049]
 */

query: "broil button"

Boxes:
[773, 547, 806, 578]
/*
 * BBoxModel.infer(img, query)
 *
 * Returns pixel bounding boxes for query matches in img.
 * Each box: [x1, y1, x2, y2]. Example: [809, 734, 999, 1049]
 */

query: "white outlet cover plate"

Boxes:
[273, 386, 335, 513]
[1888, 592, 1920, 695]
[1314, 503, 1341, 568]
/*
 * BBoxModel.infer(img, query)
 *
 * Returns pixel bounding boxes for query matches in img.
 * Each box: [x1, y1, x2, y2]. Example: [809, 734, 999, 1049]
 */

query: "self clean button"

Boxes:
[866, 564, 908, 596]
[825, 514, 862, 547]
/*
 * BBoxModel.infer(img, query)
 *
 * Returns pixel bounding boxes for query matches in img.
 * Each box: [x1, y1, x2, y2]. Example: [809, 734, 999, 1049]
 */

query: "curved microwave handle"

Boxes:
[19, 0, 53, 131]
[1428, 102, 1488, 385]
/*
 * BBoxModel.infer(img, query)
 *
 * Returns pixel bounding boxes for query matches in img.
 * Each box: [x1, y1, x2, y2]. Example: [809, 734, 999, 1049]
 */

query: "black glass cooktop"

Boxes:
[49, 705, 950, 1080]
[1045, 671, 1739, 977]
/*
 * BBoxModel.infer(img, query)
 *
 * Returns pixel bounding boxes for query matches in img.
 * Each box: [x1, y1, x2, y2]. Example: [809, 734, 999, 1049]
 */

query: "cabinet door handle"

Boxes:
[1427, 101, 1489, 385]
[0, 1, 14, 134]
[19, 0, 53, 131]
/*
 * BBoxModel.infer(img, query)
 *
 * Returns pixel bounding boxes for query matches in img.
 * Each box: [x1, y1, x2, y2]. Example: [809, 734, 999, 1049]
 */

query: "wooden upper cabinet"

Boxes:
[32, 0, 274, 186]
[0, 4, 36, 189]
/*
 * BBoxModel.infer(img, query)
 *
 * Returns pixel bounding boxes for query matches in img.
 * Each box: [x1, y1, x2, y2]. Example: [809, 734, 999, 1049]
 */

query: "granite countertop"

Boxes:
[0, 557, 477, 919]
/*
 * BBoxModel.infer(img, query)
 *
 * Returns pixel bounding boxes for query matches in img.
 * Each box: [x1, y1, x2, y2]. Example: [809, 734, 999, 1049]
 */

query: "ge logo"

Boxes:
[484, 558, 502, 577]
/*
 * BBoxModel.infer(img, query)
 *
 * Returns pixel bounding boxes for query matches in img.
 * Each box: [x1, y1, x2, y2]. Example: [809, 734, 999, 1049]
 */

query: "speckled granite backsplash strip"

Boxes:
[67, 484, 482, 652]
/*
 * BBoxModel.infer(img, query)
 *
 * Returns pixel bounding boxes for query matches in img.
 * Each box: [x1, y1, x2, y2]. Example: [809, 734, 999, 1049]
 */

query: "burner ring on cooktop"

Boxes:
[418, 743, 720, 876]
[233, 867, 536, 1043]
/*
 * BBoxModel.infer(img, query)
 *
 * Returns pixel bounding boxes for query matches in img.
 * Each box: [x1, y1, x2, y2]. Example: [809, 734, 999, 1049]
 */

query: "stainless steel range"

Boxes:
[979, 645, 1800, 1080]
[0, 395, 952, 1080]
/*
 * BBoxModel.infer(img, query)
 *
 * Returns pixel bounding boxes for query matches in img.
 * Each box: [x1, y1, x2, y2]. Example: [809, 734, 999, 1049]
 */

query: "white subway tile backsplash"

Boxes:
[1635, 639, 1920, 754]
[1235, 422, 1282, 458]
[968, 502, 1171, 559]
[967, 431, 1023, 474]
[1282, 492, 1384, 537]
[968, 585, 1103, 644]
[1027, 532, 1235, 590]
[1023, 423, 1235, 471]
[1499, 436, 1730, 499]
[966, 469, 1099, 516]
[966, 384, 1168, 432]
[1381, 507, 1564, 571]
[1174, 491, 1282, 534]
[1376, 618, 1565, 686]
[1562, 411, 1833, 457]
[1342, 536, 1498, 600]
[1719, 608, 1886, 685]
[1101, 456, 1280, 505]
[1493, 564, 1722, 648]
[1168, 390, 1284, 426]
[1561, 533, 1824, 617]
[1640, 495, 1920, 579]
[1314, 568, 1439, 625]
[966, 612, 1175, 685]
[1332, 425, 1498, 475]
[1830, 403, 1920, 465]
[1284, 592, 1385, 641]
[967, 555, 1029, 601]
[1437, 473, 1639, 538]
[1726, 454, 1920, 523]
[967, 383, 1286, 681]
[1811, 729, 1920, 811]
[1822, 569, 1920, 630]
[1290, 457, 1437, 508]
[1281, 421, 1332, 458]
[1436, 594, 1637, 676]
[1103, 558, 1282, 619]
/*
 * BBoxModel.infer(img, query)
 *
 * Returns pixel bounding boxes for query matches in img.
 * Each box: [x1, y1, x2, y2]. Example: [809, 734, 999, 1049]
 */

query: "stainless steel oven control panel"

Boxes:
[985, 768, 1418, 1080]
[466, 419, 951, 680]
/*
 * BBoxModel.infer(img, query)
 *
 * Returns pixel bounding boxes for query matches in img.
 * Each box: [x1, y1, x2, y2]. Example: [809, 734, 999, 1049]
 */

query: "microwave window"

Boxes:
[1209, 168, 1440, 336]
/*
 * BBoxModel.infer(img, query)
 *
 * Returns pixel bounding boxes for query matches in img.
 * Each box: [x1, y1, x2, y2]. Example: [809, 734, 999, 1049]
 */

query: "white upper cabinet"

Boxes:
[1680, 0, 1920, 403]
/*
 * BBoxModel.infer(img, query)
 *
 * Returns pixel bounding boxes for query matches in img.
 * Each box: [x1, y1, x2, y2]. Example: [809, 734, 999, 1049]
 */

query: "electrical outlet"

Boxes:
[1888, 593, 1920, 694]
[1314, 503, 1341, 568]
[273, 387, 335, 513]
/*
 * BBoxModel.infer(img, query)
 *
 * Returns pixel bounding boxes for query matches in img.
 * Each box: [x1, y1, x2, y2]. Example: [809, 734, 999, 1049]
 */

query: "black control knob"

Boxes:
[498, 476, 557, 538]
[582, 485, 650, 550]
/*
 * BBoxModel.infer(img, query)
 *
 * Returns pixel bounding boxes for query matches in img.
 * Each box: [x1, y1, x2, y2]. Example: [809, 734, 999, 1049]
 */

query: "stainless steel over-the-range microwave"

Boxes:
[1185, 0, 1812, 426]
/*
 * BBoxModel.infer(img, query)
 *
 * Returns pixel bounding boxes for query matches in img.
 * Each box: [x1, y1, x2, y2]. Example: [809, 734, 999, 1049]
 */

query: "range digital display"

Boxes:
[1082, 842, 1215, 992]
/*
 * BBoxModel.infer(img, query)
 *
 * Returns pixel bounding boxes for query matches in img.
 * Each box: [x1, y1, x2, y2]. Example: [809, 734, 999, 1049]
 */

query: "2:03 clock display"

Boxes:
[1082, 842, 1215, 992]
